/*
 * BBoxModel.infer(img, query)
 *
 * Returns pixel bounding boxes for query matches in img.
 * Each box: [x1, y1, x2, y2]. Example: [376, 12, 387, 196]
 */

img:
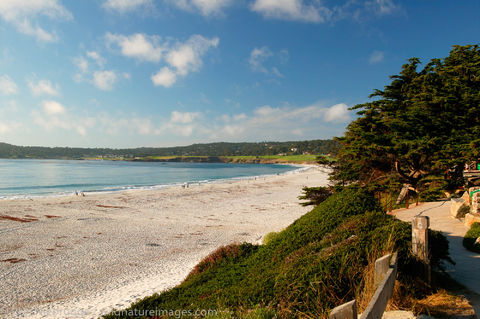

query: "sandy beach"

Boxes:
[0, 166, 329, 319]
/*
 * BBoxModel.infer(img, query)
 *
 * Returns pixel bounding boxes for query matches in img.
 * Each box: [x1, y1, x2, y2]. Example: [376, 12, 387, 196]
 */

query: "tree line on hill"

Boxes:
[0, 139, 340, 159]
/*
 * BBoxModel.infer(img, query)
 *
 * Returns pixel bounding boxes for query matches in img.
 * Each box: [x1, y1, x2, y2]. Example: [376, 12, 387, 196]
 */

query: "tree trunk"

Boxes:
[396, 184, 410, 205]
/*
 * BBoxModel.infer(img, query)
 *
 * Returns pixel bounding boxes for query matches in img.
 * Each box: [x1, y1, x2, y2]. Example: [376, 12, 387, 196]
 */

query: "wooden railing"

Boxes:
[329, 252, 398, 319]
[329, 215, 430, 319]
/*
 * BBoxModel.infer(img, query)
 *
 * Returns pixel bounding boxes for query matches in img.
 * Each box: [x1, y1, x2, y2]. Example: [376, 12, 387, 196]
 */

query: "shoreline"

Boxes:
[0, 166, 329, 319]
[0, 162, 309, 201]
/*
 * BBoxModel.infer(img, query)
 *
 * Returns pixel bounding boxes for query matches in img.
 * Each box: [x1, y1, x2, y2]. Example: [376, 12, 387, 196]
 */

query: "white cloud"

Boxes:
[170, 111, 201, 124]
[98, 114, 155, 136]
[0, 75, 18, 95]
[233, 113, 247, 121]
[26, 99, 350, 143]
[171, 0, 232, 16]
[0, 122, 14, 135]
[33, 101, 96, 136]
[74, 56, 89, 74]
[0, 0, 72, 42]
[250, 0, 400, 24]
[32, 112, 67, 131]
[249, 46, 272, 74]
[74, 51, 128, 91]
[96, 112, 200, 138]
[174, 124, 194, 137]
[250, 0, 330, 23]
[106, 32, 219, 87]
[334, 0, 400, 23]
[17, 19, 58, 42]
[0, 0, 71, 20]
[249, 47, 286, 77]
[208, 102, 351, 141]
[73, 56, 90, 83]
[166, 35, 219, 76]
[369, 50, 384, 64]
[323, 103, 350, 122]
[146, 110, 205, 137]
[103, 0, 151, 13]
[131, 118, 153, 135]
[271, 67, 283, 78]
[366, 0, 398, 15]
[86, 51, 105, 67]
[28, 79, 59, 96]
[106, 33, 163, 63]
[75, 125, 86, 136]
[42, 100, 65, 115]
[93, 70, 118, 91]
[151, 67, 177, 87]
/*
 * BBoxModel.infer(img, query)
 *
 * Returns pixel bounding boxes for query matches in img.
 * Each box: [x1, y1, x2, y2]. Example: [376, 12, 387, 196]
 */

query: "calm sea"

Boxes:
[0, 159, 299, 199]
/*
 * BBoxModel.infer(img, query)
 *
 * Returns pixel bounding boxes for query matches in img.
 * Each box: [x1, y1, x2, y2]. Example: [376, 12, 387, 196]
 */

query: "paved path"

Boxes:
[393, 201, 480, 314]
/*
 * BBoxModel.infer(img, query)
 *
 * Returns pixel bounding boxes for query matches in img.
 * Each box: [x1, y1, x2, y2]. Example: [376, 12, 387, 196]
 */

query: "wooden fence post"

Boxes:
[412, 216, 430, 282]
[412, 216, 429, 261]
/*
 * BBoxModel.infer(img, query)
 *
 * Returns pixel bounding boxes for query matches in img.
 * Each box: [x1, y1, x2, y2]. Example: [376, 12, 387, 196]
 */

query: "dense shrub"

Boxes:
[298, 186, 333, 206]
[185, 243, 257, 281]
[463, 222, 480, 253]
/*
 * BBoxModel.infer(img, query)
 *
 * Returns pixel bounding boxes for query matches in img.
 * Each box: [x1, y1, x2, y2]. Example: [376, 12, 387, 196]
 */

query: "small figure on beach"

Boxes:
[75, 191, 78, 196]
[81, 192, 85, 197]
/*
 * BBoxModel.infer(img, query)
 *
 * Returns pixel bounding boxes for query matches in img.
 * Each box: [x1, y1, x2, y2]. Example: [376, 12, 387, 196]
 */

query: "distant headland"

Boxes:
[0, 140, 339, 164]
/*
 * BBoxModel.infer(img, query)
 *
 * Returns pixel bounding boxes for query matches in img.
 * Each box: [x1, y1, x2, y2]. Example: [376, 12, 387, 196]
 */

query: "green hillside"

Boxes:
[0, 140, 339, 160]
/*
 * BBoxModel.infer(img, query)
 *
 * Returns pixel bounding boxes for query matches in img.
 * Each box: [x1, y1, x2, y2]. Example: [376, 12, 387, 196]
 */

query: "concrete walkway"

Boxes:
[393, 201, 480, 314]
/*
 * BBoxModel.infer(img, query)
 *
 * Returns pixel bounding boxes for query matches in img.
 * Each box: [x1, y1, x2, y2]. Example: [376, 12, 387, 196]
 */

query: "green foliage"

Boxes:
[262, 232, 279, 245]
[457, 204, 470, 218]
[417, 176, 448, 201]
[331, 44, 480, 193]
[316, 155, 336, 166]
[298, 186, 333, 206]
[0, 140, 340, 159]
[224, 154, 319, 163]
[184, 243, 257, 281]
[103, 187, 451, 319]
[463, 222, 480, 253]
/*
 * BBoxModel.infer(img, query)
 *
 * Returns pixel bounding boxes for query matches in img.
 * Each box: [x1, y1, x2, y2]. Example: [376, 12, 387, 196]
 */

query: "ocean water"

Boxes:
[0, 159, 299, 199]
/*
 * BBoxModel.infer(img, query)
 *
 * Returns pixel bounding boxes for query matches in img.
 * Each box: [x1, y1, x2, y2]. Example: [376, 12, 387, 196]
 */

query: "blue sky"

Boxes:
[0, 0, 478, 148]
